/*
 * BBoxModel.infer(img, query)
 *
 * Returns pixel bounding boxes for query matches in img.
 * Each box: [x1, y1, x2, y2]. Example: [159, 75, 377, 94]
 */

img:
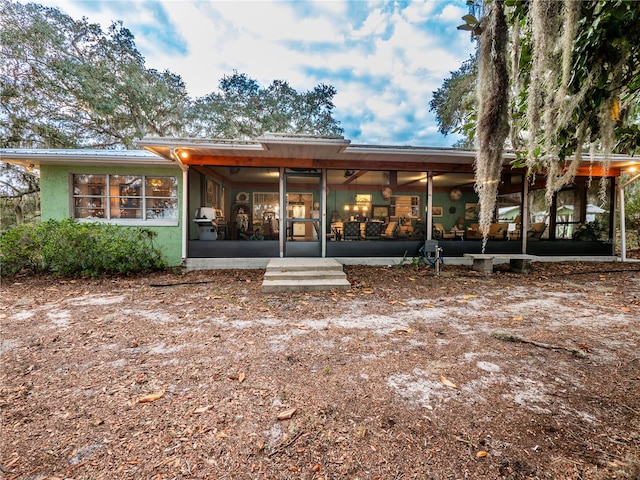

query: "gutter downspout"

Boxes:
[619, 172, 640, 262]
[171, 148, 189, 262]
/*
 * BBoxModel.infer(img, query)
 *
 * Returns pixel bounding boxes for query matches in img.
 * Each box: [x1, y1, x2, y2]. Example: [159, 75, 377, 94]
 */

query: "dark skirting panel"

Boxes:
[188, 239, 615, 259]
[189, 240, 279, 258]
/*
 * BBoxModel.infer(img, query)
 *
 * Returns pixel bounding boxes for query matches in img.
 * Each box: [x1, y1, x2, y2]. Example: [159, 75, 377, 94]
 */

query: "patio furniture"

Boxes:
[527, 222, 547, 240]
[364, 221, 383, 240]
[342, 221, 361, 241]
[487, 223, 509, 240]
[433, 223, 455, 240]
[381, 221, 398, 239]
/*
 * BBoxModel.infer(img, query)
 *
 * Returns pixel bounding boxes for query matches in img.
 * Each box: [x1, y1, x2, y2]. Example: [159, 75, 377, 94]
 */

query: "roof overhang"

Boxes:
[2, 135, 638, 176]
[137, 135, 639, 176]
[138, 134, 485, 173]
[0, 148, 175, 169]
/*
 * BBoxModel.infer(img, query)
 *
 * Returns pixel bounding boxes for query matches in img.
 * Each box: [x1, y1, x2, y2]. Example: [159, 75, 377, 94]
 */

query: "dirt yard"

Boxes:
[1, 260, 639, 480]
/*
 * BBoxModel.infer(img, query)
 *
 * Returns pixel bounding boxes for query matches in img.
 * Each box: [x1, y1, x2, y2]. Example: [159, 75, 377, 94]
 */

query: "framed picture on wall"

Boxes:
[206, 179, 216, 206]
[372, 205, 389, 219]
[432, 206, 443, 217]
[465, 203, 480, 220]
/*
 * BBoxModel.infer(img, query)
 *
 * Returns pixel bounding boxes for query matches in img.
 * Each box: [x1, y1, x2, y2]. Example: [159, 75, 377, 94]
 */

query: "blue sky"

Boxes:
[38, 0, 476, 147]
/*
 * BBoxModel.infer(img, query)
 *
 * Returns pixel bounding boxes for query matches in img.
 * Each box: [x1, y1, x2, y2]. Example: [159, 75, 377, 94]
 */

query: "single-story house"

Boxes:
[2, 133, 639, 268]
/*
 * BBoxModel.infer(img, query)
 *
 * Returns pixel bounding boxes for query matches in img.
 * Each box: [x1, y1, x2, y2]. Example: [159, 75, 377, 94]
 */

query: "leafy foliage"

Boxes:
[0, 0, 189, 149]
[0, 218, 166, 277]
[429, 54, 478, 148]
[0, 2, 343, 148]
[436, 0, 640, 238]
[435, 0, 640, 161]
[0, 163, 40, 228]
[501, 0, 636, 195]
[0, 1, 344, 229]
[186, 73, 342, 139]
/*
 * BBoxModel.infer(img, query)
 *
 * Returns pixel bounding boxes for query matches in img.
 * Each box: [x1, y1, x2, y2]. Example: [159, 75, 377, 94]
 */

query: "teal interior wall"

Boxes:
[432, 191, 479, 229]
[40, 164, 184, 267]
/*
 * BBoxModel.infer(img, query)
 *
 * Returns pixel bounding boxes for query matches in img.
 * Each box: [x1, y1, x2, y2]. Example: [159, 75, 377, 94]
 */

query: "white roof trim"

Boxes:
[0, 148, 174, 168]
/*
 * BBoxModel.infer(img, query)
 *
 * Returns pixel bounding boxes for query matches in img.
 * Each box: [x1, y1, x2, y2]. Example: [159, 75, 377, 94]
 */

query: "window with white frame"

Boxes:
[72, 174, 178, 221]
[390, 195, 420, 218]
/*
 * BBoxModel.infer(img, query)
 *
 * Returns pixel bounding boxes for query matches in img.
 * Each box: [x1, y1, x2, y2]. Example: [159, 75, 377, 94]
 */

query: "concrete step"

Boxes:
[261, 258, 351, 293]
[263, 269, 347, 281]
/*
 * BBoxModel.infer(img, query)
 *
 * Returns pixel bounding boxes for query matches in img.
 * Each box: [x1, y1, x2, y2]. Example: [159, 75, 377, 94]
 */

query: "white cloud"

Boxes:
[29, 0, 476, 146]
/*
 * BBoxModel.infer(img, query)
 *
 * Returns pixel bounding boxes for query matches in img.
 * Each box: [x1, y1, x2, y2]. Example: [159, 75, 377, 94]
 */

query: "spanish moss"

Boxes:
[475, 0, 510, 252]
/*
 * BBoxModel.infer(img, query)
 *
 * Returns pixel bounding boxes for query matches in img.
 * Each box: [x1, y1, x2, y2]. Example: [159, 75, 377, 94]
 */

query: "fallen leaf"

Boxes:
[513, 317, 524, 322]
[577, 343, 591, 353]
[139, 389, 165, 403]
[193, 405, 214, 414]
[395, 328, 413, 334]
[439, 376, 457, 389]
[277, 407, 297, 420]
[463, 294, 478, 300]
[362, 288, 374, 294]
[311, 463, 322, 472]
[238, 372, 246, 383]
[408, 277, 415, 281]
[354, 426, 367, 438]
[216, 432, 228, 438]
[476, 451, 488, 458]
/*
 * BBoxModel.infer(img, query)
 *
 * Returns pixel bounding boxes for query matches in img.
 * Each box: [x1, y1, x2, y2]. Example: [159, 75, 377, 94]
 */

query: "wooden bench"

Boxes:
[463, 253, 538, 274]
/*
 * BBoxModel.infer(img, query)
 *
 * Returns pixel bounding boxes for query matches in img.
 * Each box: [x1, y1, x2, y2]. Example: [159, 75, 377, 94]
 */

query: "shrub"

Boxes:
[0, 218, 167, 277]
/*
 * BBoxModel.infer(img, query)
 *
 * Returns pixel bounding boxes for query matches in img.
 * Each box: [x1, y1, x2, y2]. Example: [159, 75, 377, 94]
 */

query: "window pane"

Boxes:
[253, 192, 280, 225]
[146, 177, 178, 198]
[111, 175, 142, 219]
[390, 195, 419, 218]
[555, 188, 582, 239]
[528, 189, 549, 239]
[497, 193, 521, 221]
[582, 179, 611, 240]
[146, 176, 178, 219]
[73, 174, 106, 218]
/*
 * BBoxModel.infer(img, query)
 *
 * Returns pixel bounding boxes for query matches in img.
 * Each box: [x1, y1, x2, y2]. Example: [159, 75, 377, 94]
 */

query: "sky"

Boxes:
[37, 0, 477, 148]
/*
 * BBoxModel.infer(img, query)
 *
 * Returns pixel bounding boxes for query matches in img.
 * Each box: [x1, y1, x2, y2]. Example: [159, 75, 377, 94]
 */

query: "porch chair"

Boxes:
[364, 221, 383, 240]
[487, 223, 508, 240]
[466, 223, 482, 239]
[381, 221, 398, 239]
[433, 223, 455, 240]
[342, 221, 361, 241]
[527, 222, 547, 240]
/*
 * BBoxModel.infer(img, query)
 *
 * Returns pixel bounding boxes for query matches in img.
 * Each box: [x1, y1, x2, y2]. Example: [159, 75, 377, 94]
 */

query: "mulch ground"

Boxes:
[1, 259, 639, 479]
